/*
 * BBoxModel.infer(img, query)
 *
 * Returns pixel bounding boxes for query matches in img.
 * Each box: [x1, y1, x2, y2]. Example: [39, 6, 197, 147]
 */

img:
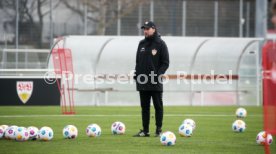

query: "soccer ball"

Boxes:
[0, 125, 9, 132]
[111, 121, 126, 135]
[235, 107, 247, 118]
[182, 119, 196, 130]
[0, 126, 5, 139]
[38, 126, 54, 141]
[0, 125, 8, 139]
[256, 131, 273, 145]
[179, 124, 193, 137]
[5, 125, 18, 140]
[27, 126, 39, 140]
[63, 125, 78, 139]
[232, 120, 246, 132]
[160, 131, 176, 146]
[15, 127, 29, 141]
[86, 124, 101, 137]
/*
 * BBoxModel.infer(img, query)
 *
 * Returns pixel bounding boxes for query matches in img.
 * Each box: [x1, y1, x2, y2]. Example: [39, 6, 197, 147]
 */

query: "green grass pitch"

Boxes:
[0, 106, 274, 154]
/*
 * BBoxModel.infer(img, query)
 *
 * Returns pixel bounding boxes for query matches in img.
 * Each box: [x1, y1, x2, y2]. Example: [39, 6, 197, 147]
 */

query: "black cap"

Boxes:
[141, 21, 156, 29]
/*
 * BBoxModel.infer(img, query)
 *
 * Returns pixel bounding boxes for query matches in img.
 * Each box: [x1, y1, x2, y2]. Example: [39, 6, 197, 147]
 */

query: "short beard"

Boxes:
[145, 32, 155, 38]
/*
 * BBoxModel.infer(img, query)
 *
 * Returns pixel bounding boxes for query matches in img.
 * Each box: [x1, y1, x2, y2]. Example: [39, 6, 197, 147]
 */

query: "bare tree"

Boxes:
[1, 0, 60, 48]
[62, 0, 148, 35]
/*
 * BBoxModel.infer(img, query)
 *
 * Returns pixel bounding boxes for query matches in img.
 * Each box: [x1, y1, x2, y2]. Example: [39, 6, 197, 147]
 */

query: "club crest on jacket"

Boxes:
[152, 49, 157, 56]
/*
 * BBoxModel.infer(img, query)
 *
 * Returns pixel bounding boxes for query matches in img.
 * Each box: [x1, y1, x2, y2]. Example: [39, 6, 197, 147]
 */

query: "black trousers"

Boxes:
[139, 91, 163, 133]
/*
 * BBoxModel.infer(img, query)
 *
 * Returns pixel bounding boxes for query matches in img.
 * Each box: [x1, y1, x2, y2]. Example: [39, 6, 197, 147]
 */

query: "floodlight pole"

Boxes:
[138, 4, 142, 36]
[214, 1, 218, 37]
[182, 0, 186, 36]
[255, 0, 267, 38]
[150, 0, 154, 21]
[15, 0, 19, 68]
[50, 0, 53, 47]
[245, 2, 250, 37]
[84, 0, 88, 35]
[117, 0, 121, 36]
[239, 0, 244, 37]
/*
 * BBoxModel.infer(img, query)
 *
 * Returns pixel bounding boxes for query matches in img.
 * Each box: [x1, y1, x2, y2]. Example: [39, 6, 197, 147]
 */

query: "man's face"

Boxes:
[143, 27, 156, 38]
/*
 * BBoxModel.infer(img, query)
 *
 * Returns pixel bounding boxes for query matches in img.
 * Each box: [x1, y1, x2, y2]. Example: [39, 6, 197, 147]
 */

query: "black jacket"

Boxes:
[134, 32, 169, 91]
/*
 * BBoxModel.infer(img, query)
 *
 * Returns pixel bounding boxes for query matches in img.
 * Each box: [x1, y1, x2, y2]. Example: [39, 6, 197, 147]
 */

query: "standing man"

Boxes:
[133, 21, 169, 137]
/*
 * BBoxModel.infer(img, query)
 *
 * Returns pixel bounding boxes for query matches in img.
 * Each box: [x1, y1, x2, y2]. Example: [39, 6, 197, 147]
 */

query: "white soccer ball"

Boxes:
[182, 119, 196, 130]
[160, 131, 176, 146]
[235, 107, 247, 118]
[63, 125, 78, 139]
[111, 121, 126, 135]
[0, 125, 9, 139]
[38, 126, 54, 141]
[232, 120, 246, 132]
[0, 126, 5, 138]
[179, 124, 193, 137]
[0, 125, 9, 132]
[27, 126, 39, 140]
[15, 127, 29, 141]
[256, 131, 273, 145]
[86, 124, 101, 137]
[5, 125, 18, 140]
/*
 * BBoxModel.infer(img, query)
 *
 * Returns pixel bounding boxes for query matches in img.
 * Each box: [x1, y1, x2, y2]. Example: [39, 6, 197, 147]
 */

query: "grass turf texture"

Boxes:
[0, 106, 274, 154]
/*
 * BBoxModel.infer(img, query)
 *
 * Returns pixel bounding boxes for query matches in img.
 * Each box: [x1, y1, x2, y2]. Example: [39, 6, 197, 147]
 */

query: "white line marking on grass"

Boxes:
[0, 114, 262, 118]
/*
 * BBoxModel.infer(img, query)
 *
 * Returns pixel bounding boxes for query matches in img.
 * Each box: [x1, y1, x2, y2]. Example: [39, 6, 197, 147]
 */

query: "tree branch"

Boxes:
[61, 0, 99, 22]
